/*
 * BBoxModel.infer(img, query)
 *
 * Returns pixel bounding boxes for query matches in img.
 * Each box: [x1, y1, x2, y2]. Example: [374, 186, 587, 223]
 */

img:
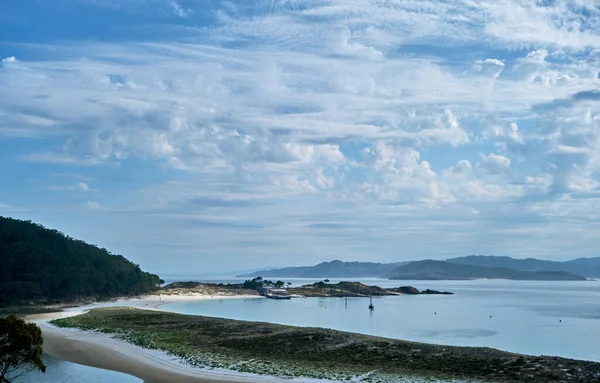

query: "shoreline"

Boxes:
[50, 307, 600, 383]
[24, 289, 600, 383]
[39, 322, 310, 383]
[28, 293, 289, 383]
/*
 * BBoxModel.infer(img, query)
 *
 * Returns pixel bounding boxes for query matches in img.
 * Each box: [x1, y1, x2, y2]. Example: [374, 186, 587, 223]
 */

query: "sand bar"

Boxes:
[26, 294, 312, 383]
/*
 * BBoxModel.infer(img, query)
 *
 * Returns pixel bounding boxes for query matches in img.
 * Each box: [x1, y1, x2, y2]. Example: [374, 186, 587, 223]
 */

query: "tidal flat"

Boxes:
[51, 307, 600, 383]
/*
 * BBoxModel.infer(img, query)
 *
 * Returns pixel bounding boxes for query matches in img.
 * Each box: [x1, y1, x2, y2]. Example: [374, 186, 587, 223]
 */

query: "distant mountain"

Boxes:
[241, 255, 597, 281]
[447, 255, 600, 278]
[567, 257, 600, 267]
[236, 260, 407, 278]
[387, 260, 587, 281]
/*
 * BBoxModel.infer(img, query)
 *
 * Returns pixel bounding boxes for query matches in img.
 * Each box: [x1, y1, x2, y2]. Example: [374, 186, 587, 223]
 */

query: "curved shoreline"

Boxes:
[39, 323, 305, 383]
[28, 294, 298, 383]
[25, 292, 600, 383]
[50, 306, 600, 383]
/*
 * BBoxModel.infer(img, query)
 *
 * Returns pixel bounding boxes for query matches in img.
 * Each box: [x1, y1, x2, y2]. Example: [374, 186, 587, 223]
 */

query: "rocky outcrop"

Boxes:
[288, 282, 453, 297]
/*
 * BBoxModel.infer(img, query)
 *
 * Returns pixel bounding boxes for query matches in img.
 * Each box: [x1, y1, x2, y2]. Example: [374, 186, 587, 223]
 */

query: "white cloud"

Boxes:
[479, 153, 511, 174]
[330, 26, 383, 60]
[1, 56, 17, 63]
[4, 0, 600, 269]
[86, 201, 101, 210]
[170, 1, 191, 18]
[76, 182, 90, 191]
[48, 182, 92, 192]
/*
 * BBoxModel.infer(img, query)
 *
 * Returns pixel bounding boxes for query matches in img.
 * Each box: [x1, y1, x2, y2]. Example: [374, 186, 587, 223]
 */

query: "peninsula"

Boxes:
[158, 280, 453, 298]
[50, 307, 600, 383]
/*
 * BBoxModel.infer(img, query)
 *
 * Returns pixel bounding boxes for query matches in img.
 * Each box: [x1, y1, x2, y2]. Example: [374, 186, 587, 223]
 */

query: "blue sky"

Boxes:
[2, 0, 600, 275]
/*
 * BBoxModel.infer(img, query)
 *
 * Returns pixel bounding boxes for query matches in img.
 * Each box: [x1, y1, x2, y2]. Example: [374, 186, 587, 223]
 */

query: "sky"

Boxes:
[2, 0, 600, 275]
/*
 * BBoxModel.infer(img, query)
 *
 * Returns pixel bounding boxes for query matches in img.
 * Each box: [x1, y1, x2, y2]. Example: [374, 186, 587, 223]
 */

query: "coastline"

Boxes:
[48, 306, 600, 383]
[23, 288, 600, 383]
[39, 322, 303, 383]
[27, 293, 292, 383]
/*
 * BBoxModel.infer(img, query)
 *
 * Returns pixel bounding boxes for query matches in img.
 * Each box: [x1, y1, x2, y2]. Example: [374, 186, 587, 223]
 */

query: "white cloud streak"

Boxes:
[2, 0, 600, 270]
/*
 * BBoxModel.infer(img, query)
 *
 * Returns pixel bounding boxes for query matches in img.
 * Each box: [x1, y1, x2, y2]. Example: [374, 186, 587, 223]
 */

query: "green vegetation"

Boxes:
[387, 260, 587, 281]
[0, 216, 163, 307]
[156, 280, 451, 298]
[242, 277, 286, 290]
[51, 308, 600, 382]
[0, 315, 46, 382]
[288, 281, 451, 297]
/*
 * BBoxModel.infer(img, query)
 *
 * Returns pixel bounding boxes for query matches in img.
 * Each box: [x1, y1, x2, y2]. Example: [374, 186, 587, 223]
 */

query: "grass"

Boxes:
[50, 308, 600, 382]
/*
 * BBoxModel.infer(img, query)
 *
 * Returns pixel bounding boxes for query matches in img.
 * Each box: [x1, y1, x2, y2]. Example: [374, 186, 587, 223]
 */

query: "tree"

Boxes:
[0, 315, 46, 382]
[274, 280, 285, 288]
[324, 279, 330, 283]
[286, 282, 292, 287]
[243, 277, 265, 290]
[0, 216, 162, 307]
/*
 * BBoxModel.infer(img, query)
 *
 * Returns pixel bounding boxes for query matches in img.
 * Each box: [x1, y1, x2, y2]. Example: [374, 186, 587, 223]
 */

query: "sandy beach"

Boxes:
[26, 293, 304, 383]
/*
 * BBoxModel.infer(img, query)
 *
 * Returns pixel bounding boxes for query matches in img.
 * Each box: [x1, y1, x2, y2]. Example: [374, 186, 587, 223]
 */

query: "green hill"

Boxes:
[446, 255, 600, 277]
[0, 216, 163, 307]
[387, 260, 587, 281]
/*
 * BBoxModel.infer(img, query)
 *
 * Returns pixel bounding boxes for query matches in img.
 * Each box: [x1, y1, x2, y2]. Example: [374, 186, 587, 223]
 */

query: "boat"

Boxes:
[266, 293, 291, 300]
[368, 295, 374, 310]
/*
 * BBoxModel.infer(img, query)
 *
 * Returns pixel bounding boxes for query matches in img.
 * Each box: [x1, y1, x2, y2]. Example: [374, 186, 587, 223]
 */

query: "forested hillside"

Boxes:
[0, 216, 163, 306]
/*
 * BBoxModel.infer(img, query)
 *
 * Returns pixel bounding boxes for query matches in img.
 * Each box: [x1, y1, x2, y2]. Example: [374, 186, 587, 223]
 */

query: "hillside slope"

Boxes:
[387, 260, 587, 281]
[0, 216, 163, 306]
[447, 255, 600, 277]
[237, 260, 407, 278]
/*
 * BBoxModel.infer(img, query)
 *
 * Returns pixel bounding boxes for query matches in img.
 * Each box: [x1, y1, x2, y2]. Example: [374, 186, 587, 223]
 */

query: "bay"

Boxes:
[19, 279, 600, 382]
[163, 279, 600, 362]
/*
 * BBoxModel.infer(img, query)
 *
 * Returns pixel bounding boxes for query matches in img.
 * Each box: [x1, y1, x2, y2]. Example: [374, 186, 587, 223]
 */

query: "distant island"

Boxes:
[160, 280, 453, 298]
[237, 260, 408, 278]
[387, 260, 587, 281]
[242, 256, 599, 281]
[0, 216, 163, 307]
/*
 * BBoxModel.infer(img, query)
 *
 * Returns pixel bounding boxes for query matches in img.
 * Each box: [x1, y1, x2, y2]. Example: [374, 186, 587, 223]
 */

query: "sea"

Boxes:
[20, 278, 600, 382]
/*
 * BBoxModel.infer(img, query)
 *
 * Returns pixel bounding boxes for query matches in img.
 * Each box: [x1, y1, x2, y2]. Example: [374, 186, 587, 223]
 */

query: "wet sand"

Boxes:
[28, 294, 281, 383]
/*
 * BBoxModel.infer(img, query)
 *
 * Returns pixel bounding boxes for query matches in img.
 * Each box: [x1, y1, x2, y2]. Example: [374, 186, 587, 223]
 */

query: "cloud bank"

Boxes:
[1, 0, 600, 273]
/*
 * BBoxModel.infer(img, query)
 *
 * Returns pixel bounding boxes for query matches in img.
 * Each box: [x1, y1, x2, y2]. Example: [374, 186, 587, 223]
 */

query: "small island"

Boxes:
[287, 281, 453, 297]
[157, 279, 454, 299]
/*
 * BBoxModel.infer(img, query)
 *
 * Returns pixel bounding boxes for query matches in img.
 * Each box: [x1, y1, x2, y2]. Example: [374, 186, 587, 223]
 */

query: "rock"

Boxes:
[420, 289, 454, 295]
[388, 286, 421, 294]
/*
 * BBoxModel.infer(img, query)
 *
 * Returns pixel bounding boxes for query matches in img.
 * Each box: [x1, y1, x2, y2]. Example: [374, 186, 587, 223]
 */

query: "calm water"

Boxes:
[22, 279, 600, 382]
[19, 355, 142, 383]
[164, 279, 600, 362]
